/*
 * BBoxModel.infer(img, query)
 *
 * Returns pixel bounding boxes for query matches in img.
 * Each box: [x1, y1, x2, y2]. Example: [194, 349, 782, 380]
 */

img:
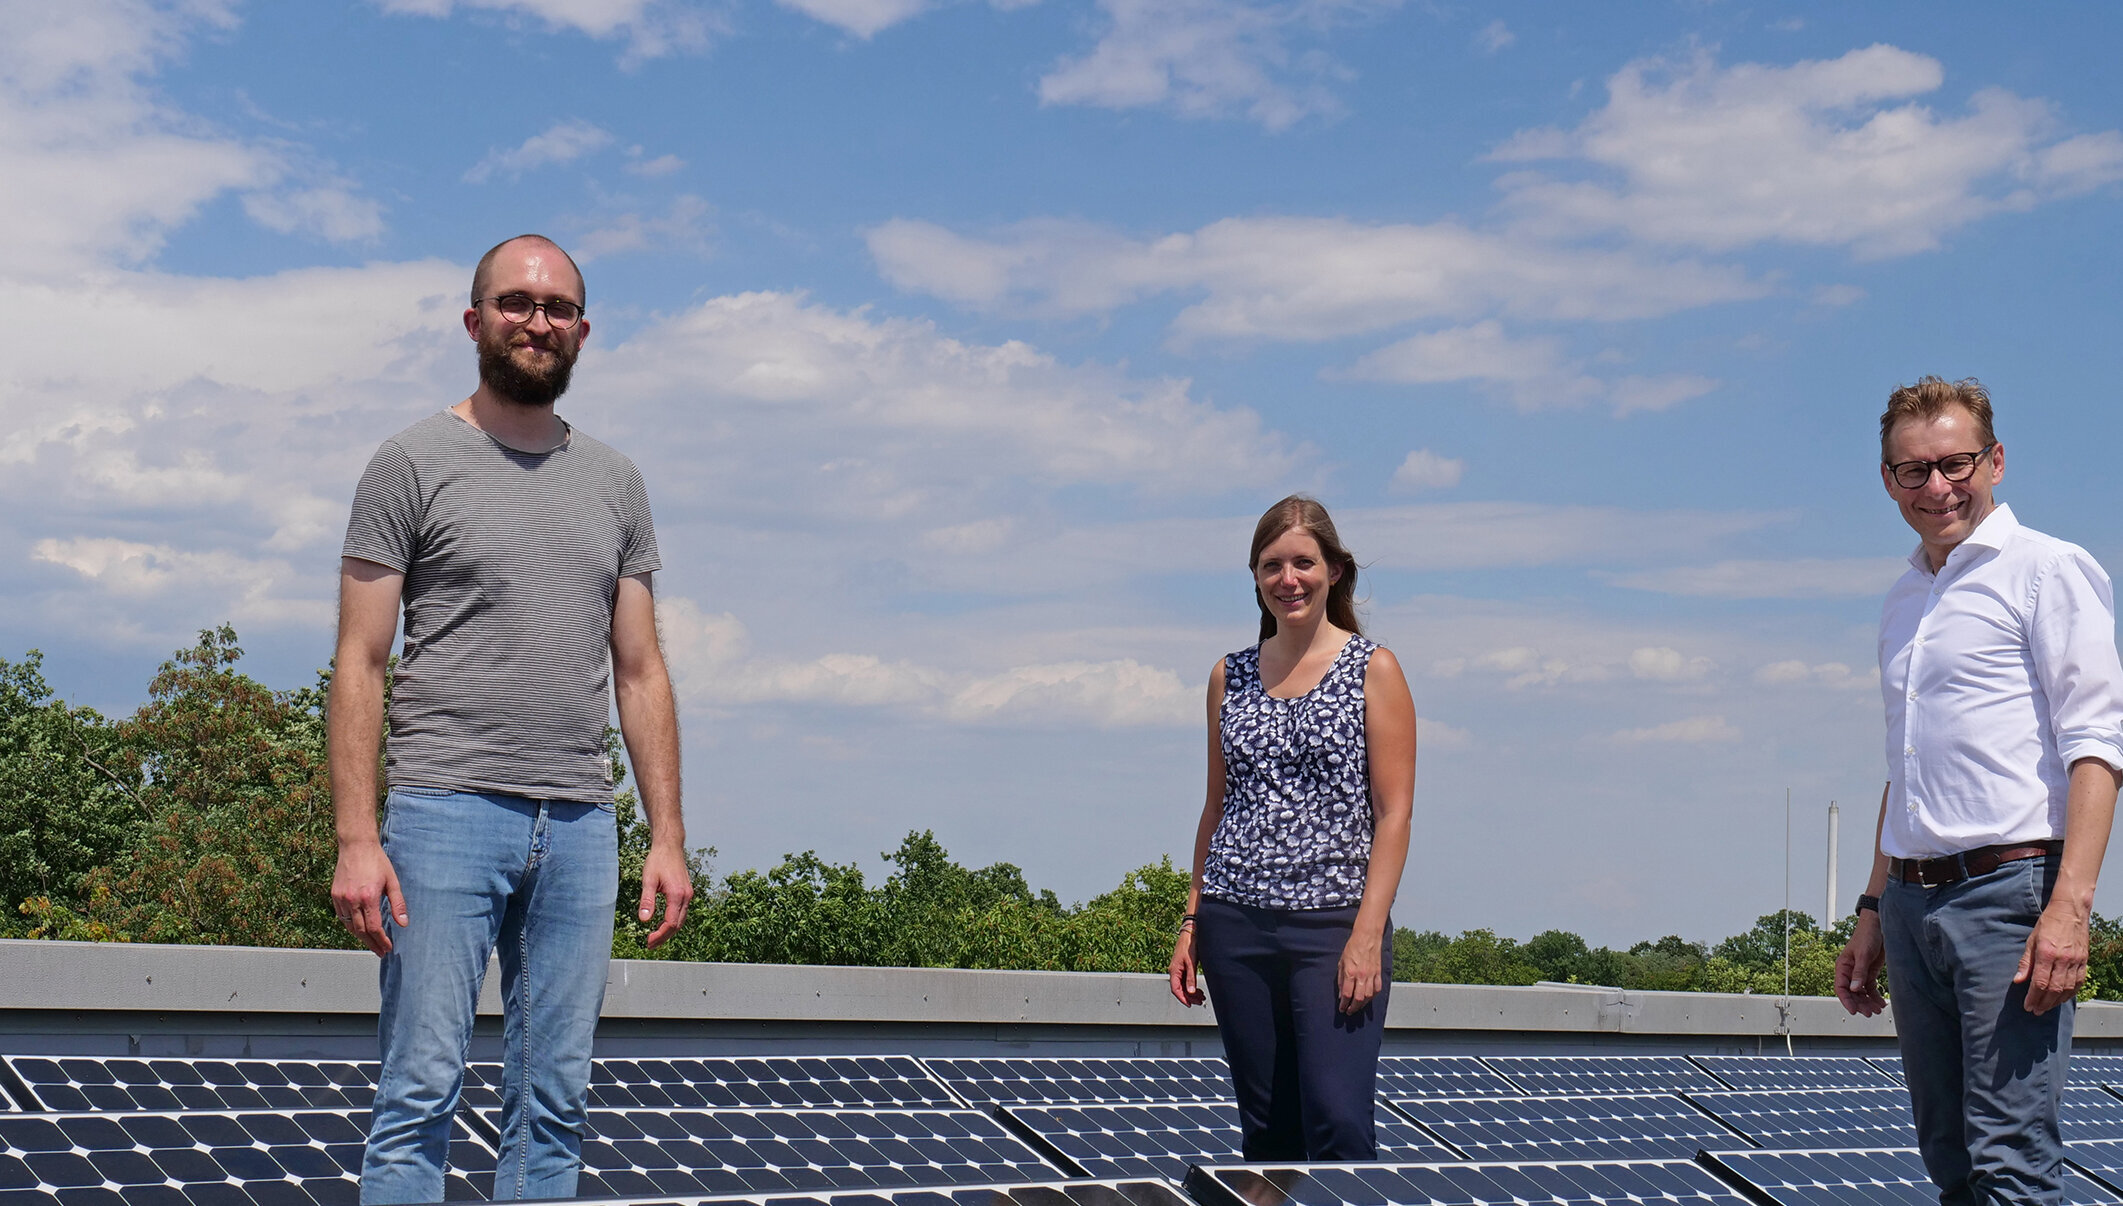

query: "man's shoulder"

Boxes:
[561, 425, 647, 481]
[371, 410, 470, 459]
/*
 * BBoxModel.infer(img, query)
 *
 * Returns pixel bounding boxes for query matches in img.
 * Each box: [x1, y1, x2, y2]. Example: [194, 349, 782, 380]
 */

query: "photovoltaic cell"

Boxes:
[0, 1107, 493, 1206]
[1386, 1093, 1750, 1162]
[1709, 1147, 2123, 1205]
[2065, 1086, 2123, 1143]
[588, 1056, 959, 1109]
[1480, 1055, 1723, 1096]
[550, 1106, 1062, 1198]
[1869, 1056, 1905, 1083]
[999, 1102, 1455, 1181]
[922, 1059, 1230, 1106]
[554, 1176, 1195, 1206]
[1690, 1055, 1899, 1091]
[1183, 1158, 1755, 1205]
[1685, 1087, 1917, 1150]
[1373, 1057, 1522, 1099]
[2067, 1138, 2123, 1197]
[2075, 1056, 2123, 1088]
[2, 1056, 379, 1114]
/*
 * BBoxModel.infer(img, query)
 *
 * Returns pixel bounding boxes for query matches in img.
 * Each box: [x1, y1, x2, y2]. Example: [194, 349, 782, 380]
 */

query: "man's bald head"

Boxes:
[470, 234, 585, 307]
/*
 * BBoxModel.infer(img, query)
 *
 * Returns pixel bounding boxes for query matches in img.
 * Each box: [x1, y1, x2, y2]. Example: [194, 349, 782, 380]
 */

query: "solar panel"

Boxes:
[922, 1059, 1230, 1106]
[2067, 1138, 2123, 1197]
[554, 1176, 1196, 1206]
[1709, 1146, 2123, 1205]
[2065, 1086, 2123, 1143]
[1386, 1093, 1750, 1162]
[587, 1056, 959, 1109]
[547, 1107, 1062, 1197]
[2076, 1055, 2123, 1087]
[1686, 1087, 1917, 1150]
[1183, 1158, 1756, 1205]
[2, 1056, 379, 1113]
[999, 1101, 1455, 1180]
[1869, 1055, 1905, 1083]
[1481, 1055, 1723, 1095]
[1691, 1055, 1899, 1091]
[1374, 1056, 1522, 1098]
[0, 1107, 493, 1204]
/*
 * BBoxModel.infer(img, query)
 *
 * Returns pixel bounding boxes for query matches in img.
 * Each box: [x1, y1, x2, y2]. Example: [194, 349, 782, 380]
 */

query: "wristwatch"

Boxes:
[1854, 893, 1880, 917]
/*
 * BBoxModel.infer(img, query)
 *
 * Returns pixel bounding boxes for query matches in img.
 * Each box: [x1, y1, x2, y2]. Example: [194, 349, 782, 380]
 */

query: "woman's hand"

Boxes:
[1337, 927, 1385, 1014]
[1169, 928, 1206, 1006]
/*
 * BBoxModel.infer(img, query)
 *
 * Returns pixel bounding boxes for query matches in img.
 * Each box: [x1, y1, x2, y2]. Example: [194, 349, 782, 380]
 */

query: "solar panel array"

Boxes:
[1000, 1102, 1455, 1181]
[1186, 1159, 1756, 1206]
[40, 1049, 2123, 1206]
[554, 1177, 1197, 1206]
[556, 1106, 1061, 1198]
[2, 1057, 377, 1114]
[0, 1107, 495, 1204]
[1372, 1057, 1523, 1099]
[1684, 1087, 1917, 1150]
[925, 1060, 1230, 1106]
[1483, 1055, 1725, 1096]
[1709, 1147, 2123, 1205]
[1689, 1055, 1898, 1092]
[1386, 1093, 1747, 1163]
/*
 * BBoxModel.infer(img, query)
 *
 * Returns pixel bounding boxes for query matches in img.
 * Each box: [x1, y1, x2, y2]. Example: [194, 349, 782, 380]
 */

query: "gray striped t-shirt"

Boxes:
[342, 410, 661, 803]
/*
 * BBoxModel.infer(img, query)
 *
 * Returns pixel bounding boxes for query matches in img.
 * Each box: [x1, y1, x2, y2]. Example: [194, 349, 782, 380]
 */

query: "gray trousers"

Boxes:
[1883, 855, 2071, 1206]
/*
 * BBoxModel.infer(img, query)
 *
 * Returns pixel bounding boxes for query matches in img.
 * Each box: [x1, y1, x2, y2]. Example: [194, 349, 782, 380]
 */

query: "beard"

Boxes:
[478, 336, 576, 409]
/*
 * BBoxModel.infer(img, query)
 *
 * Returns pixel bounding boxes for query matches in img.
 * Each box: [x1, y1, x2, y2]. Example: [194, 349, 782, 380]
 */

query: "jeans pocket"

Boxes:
[392, 784, 455, 798]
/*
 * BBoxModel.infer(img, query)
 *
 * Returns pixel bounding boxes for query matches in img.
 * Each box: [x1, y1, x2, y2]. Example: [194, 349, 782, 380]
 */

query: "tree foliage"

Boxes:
[7, 628, 2123, 1003]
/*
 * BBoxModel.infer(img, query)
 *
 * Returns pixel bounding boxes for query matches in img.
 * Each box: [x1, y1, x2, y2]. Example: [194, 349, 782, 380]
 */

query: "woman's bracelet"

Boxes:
[1176, 913, 1198, 934]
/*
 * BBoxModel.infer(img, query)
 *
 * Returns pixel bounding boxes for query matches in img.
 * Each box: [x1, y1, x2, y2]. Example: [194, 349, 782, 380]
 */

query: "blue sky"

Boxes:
[7, 0, 2123, 946]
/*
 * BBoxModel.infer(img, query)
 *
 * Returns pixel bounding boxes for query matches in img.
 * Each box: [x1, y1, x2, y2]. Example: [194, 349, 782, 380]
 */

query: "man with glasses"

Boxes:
[1836, 376, 2123, 1204]
[329, 234, 694, 1203]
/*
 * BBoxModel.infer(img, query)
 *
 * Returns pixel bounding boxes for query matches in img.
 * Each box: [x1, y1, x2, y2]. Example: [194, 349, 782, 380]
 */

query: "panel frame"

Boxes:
[1183, 1156, 1758, 1206]
[1383, 1091, 1754, 1163]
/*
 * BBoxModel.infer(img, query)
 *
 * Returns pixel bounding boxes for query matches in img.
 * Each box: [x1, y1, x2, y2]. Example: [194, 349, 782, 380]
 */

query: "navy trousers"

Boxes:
[1882, 855, 2071, 1206]
[1196, 897, 1388, 1161]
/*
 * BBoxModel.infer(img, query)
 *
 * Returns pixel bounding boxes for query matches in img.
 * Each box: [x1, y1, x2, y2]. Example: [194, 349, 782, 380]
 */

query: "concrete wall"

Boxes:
[6, 938, 2115, 1060]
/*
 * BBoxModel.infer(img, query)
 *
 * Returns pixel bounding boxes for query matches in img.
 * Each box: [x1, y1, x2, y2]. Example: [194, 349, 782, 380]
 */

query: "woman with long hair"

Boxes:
[1168, 494, 1417, 1160]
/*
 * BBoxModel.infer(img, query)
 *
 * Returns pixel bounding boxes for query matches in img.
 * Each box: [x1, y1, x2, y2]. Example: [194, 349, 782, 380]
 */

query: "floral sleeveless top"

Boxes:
[1202, 635, 1378, 909]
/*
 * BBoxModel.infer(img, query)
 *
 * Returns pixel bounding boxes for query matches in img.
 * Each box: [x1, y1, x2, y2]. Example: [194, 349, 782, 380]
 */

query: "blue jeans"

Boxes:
[1882, 855, 2071, 1206]
[360, 787, 617, 1205]
[1195, 898, 1388, 1161]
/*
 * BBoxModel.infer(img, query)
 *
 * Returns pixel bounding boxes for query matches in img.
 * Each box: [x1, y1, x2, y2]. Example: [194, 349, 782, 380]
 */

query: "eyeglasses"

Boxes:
[475, 293, 584, 329]
[1886, 443, 1995, 490]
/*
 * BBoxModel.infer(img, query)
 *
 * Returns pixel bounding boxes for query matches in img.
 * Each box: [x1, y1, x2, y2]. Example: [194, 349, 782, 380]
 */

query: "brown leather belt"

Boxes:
[1889, 841, 2062, 888]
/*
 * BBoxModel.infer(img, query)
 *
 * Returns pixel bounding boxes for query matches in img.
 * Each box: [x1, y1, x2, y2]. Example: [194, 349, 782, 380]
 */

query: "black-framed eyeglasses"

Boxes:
[1886, 443, 1995, 490]
[475, 293, 584, 329]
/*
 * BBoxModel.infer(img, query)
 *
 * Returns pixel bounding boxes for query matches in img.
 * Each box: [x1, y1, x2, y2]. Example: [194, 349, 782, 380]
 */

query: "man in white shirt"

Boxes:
[1836, 376, 2123, 1205]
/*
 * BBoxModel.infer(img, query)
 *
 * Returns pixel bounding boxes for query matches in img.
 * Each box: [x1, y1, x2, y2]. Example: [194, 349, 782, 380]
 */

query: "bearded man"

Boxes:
[328, 235, 693, 1204]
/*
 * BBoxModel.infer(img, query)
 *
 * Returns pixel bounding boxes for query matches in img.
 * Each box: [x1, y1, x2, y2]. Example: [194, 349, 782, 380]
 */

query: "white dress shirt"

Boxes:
[1880, 504, 2123, 859]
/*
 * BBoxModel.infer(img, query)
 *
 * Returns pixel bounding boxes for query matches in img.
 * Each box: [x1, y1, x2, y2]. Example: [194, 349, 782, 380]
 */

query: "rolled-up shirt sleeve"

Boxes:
[2030, 547, 2123, 774]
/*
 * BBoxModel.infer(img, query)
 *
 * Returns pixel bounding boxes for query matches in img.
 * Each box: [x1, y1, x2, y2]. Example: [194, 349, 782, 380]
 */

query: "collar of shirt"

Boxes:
[1906, 501, 2018, 577]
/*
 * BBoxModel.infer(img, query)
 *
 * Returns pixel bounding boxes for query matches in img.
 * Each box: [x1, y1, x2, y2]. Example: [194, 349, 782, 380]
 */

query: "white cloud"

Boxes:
[1388, 449, 1463, 494]
[1811, 283, 1867, 306]
[1038, 0, 1400, 131]
[624, 149, 685, 177]
[574, 194, 715, 260]
[660, 599, 1193, 727]
[1343, 323, 1719, 415]
[593, 290, 1304, 508]
[869, 216, 1764, 340]
[1492, 44, 2123, 257]
[1474, 19, 1512, 54]
[775, 0, 936, 37]
[32, 537, 332, 628]
[1613, 714, 1741, 744]
[374, 0, 722, 60]
[464, 119, 614, 184]
[1628, 646, 1715, 682]
[1419, 718, 1473, 749]
[1755, 660, 1876, 690]
[0, 1, 393, 276]
[1604, 556, 1908, 599]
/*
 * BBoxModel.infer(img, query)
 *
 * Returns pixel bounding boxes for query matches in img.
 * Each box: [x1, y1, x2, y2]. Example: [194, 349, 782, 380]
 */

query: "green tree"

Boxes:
[77, 627, 350, 948]
[0, 651, 143, 929]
